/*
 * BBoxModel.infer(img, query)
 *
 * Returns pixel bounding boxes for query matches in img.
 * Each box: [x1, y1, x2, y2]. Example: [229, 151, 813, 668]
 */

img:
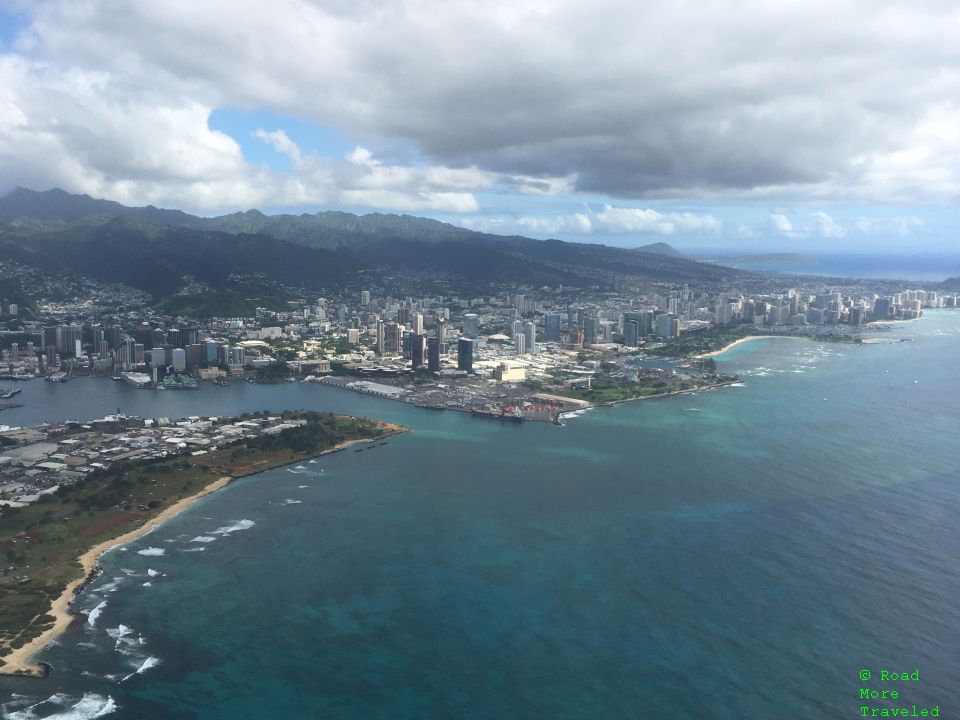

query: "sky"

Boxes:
[0, 0, 957, 253]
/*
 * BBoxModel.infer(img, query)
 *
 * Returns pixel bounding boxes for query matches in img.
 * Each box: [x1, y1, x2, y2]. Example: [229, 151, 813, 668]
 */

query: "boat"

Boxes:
[470, 408, 524, 423]
[0, 388, 22, 399]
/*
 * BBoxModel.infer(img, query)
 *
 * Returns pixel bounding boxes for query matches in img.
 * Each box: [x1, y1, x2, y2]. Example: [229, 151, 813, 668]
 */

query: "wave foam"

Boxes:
[136, 547, 165, 557]
[146, 569, 159, 577]
[282, 499, 302, 505]
[87, 601, 107, 627]
[119, 656, 160, 684]
[211, 519, 255, 535]
[190, 536, 217, 543]
[4, 693, 117, 720]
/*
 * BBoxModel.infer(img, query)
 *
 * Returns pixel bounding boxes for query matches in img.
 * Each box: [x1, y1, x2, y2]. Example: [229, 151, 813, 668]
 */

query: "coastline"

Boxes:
[0, 424, 408, 678]
[695, 334, 804, 359]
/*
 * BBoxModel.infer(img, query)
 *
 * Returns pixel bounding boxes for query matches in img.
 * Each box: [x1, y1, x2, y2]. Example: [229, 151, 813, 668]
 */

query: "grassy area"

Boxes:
[153, 291, 290, 318]
[644, 324, 761, 357]
[0, 411, 398, 664]
[559, 375, 727, 404]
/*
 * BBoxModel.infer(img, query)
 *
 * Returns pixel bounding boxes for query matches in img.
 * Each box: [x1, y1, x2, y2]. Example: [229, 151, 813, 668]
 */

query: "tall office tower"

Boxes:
[150, 347, 166, 367]
[92, 326, 105, 352]
[135, 323, 153, 347]
[152, 328, 165, 348]
[10, 343, 18, 362]
[411, 333, 426, 369]
[172, 348, 187, 372]
[361, 290, 371, 306]
[523, 321, 537, 354]
[513, 331, 526, 355]
[457, 338, 474, 372]
[384, 321, 400, 354]
[376, 319, 386, 355]
[624, 319, 640, 347]
[514, 294, 525, 311]
[185, 344, 203, 370]
[656, 313, 677, 339]
[166, 328, 181, 348]
[582, 316, 598, 345]
[544, 313, 562, 342]
[108, 324, 122, 350]
[426, 337, 441, 371]
[56, 325, 82, 356]
[97, 341, 110, 359]
[435, 317, 446, 343]
[397, 306, 411, 325]
[873, 297, 893, 321]
[413, 313, 424, 335]
[43, 326, 58, 350]
[463, 313, 480, 338]
[512, 319, 523, 337]
[134, 343, 145, 364]
[204, 341, 220, 366]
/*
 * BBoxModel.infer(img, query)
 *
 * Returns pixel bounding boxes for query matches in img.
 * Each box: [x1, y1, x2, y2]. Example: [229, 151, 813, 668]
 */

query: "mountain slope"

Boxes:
[0, 216, 363, 298]
[0, 187, 748, 288]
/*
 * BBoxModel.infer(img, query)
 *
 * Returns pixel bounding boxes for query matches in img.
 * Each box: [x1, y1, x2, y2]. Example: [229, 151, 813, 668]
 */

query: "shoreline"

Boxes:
[0, 424, 408, 678]
[695, 334, 805, 359]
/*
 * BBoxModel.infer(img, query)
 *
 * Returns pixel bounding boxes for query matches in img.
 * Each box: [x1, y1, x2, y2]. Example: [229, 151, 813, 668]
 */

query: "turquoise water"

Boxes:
[2, 312, 960, 718]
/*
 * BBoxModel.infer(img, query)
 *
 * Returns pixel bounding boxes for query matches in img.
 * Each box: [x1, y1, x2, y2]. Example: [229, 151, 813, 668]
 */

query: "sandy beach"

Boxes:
[0, 423, 409, 678]
[0, 475, 234, 678]
[696, 335, 803, 359]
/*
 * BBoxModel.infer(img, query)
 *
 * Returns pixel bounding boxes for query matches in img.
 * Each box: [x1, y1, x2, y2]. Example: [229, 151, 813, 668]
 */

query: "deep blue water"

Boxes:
[708, 252, 960, 282]
[2, 312, 960, 718]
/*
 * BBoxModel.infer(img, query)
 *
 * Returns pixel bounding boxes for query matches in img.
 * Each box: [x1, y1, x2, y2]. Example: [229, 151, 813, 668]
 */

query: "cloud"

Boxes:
[1, 1, 959, 213]
[252, 128, 302, 164]
[853, 216, 926, 236]
[463, 205, 720, 237]
[809, 212, 846, 238]
[769, 214, 794, 234]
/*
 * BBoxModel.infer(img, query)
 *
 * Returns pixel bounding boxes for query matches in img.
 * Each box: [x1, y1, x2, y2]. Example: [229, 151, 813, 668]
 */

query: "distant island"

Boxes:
[0, 410, 405, 678]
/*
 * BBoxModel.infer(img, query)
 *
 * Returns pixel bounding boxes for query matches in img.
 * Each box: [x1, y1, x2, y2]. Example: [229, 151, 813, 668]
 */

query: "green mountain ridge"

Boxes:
[0, 187, 749, 296]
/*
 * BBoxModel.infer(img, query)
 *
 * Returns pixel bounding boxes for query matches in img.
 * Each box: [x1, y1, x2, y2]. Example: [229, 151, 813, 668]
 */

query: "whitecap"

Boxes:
[294, 465, 306, 470]
[282, 499, 302, 505]
[727, 382, 747, 387]
[211, 519, 255, 535]
[95, 577, 123, 594]
[190, 536, 217, 543]
[146, 569, 159, 577]
[119, 656, 161, 684]
[87, 601, 107, 627]
[3, 692, 117, 720]
[298, 485, 310, 489]
[307, 460, 317, 464]
[181, 547, 206, 552]
[141, 582, 151, 587]
[136, 547, 165, 557]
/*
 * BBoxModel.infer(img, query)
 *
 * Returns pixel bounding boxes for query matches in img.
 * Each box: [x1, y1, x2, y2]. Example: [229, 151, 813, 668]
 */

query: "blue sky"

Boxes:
[0, 1, 957, 257]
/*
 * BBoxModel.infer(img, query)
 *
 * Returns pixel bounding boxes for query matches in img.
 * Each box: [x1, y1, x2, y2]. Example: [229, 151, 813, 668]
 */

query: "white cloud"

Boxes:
[809, 212, 846, 238]
[769, 214, 794, 234]
[463, 205, 719, 237]
[1, 0, 959, 216]
[252, 128, 302, 164]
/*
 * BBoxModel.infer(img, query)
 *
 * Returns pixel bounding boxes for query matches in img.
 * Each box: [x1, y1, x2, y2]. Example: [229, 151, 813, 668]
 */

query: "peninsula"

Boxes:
[0, 410, 405, 677]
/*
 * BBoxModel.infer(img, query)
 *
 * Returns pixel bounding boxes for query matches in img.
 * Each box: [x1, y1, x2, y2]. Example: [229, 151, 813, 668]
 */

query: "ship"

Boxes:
[0, 388, 22, 399]
[470, 408, 524, 423]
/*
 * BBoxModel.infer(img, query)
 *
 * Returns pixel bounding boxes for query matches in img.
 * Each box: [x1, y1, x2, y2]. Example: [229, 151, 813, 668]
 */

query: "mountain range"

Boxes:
[0, 188, 747, 306]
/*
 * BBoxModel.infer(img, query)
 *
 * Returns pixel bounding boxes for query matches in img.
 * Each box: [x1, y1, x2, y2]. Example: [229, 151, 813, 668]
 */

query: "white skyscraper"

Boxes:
[513, 332, 526, 355]
[523, 321, 536, 354]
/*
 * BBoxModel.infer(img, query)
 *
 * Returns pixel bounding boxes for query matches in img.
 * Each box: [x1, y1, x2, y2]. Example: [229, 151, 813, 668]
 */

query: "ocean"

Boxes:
[708, 252, 960, 283]
[2, 311, 959, 718]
